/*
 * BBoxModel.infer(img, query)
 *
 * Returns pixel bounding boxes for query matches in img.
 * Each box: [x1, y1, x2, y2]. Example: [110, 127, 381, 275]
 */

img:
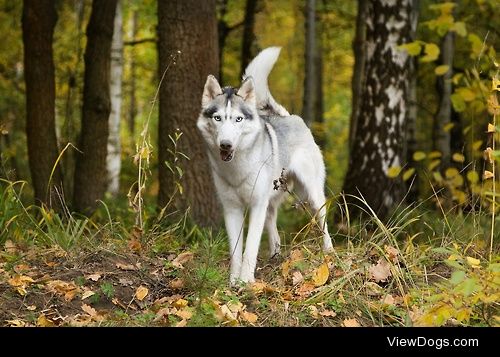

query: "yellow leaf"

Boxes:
[37, 314, 55, 327]
[175, 319, 187, 327]
[421, 43, 440, 62]
[466, 171, 479, 184]
[312, 262, 329, 287]
[454, 190, 467, 204]
[452, 153, 465, 163]
[492, 78, 500, 92]
[413, 151, 426, 161]
[135, 286, 149, 301]
[398, 41, 422, 56]
[452, 21, 467, 37]
[443, 122, 455, 132]
[175, 308, 193, 320]
[342, 318, 361, 327]
[435, 65, 450, 75]
[433, 171, 444, 183]
[466, 256, 480, 267]
[428, 160, 441, 171]
[428, 151, 442, 159]
[402, 168, 416, 182]
[387, 166, 402, 178]
[472, 140, 483, 151]
[173, 298, 188, 309]
[456, 87, 476, 102]
[483, 170, 494, 180]
[452, 175, 464, 187]
[445, 167, 459, 179]
[6, 319, 26, 327]
[241, 311, 258, 323]
[487, 123, 496, 133]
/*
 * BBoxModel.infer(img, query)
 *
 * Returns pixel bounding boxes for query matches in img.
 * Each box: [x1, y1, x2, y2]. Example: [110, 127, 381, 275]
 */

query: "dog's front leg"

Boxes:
[239, 202, 268, 283]
[224, 207, 245, 285]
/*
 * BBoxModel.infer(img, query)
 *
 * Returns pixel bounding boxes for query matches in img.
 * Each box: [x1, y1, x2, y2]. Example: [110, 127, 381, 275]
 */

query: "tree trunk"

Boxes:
[107, 0, 123, 196]
[240, 0, 259, 77]
[302, 0, 316, 126]
[433, 30, 455, 170]
[348, 0, 367, 151]
[217, 0, 229, 82]
[128, 10, 138, 141]
[406, 0, 420, 202]
[22, 0, 63, 209]
[157, 0, 220, 226]
[73, 0, 118, 215]
[342, 0, 413, 221]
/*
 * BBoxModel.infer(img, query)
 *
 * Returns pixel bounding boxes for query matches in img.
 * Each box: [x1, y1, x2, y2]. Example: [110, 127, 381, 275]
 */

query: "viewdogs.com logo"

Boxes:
[387, 336, 479, 350]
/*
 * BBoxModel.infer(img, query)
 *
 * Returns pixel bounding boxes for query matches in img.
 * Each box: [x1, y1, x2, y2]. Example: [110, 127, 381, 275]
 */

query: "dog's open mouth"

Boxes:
[219, 149, 234, 162]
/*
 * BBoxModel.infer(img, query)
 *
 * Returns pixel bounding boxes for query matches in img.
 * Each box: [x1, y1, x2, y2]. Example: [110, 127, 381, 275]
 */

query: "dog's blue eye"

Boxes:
[213, 115, 221, 121]
[236, 116, 244, 122]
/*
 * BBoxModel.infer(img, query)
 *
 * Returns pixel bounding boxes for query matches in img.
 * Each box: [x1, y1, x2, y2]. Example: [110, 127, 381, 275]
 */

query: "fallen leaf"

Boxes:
[384, 245, 399, 263]
[26, 305, 37, 311]
[466, 256, 480, 267]
[154, 307, 171, 322]
[308, 305, 319, 319]
[312, 262, 329, 287]
[81, 290, 96, 300]
[128, 239, 142, 253]
[241, 311, 258, 323]
[111, 298, 127, 309]
[86, 273, 101, 282]
[81, 304, 97, 317]
[292, 271, 304, 285]
[369, 259, 392, 282]
[45, 280, 80, 302]
[290, 249, 303, 263]
[364, 282, 384, 296]
[227, 300, 243, 314]
[14, 264, 30, 273]
[483, 170, 494, 180]
[37, 314, 55, 327]
[4, 240, 17, 253]
[295, 282, 316, 297]
[116, 262, 136, 271]
[381, 294, 396, 306]
[218, 304, 237, 322]
[6, 319, 26, 327]
[8, 275, 35, 296]
[135, 286, 149, 301]
[175, 308, 193, 320]
[319, 309, 337, 318]
[173, 298, 188, 309]
[281, 260, 291, 278]
[342, 318, 361, 327]
[172, 252, 194, 269]
[169, 278, 184, 289]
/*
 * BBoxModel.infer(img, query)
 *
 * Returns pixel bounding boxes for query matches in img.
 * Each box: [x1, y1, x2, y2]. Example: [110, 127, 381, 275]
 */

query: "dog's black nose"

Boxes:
[220, 141, 232, 150]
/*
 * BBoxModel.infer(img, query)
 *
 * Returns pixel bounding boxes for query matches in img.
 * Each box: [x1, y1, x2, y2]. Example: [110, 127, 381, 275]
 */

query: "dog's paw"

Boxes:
[238, 271, 255, 284]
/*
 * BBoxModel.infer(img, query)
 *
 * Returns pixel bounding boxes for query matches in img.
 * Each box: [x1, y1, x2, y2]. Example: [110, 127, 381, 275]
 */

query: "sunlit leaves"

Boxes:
[413, 151, 426, 161]
[435, 65, 450, 76]
[387, 166, 402, 178]
[420, 43, 440, 62]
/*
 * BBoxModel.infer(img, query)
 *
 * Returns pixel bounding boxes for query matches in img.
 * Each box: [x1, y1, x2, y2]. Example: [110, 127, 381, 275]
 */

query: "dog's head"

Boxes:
[197, 75, 260, 162]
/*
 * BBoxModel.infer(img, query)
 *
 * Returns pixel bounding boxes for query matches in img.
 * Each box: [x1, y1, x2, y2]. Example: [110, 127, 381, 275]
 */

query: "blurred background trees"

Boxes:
[0, 0, 498, 226]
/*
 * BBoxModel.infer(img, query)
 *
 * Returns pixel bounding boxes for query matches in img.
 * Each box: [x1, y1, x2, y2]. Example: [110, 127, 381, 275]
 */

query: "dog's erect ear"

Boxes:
[237, 77, 256, 106]
[202, 75, 222, 107]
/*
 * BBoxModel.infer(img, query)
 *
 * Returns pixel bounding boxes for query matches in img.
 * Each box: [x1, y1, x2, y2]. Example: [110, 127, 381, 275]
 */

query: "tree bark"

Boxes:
[157, 0, 220, 226]
[107, 0, 123, 196]
[240, 0, 259, 77]
[128, 10, 138, 141]
[73, 0, 118, 215]
[342, 0, 413, 221]
[22, 0, 63, 209]
[406, 0, 420, 202]
[302, 0, 316, 126]
[348, 0, 367, 151]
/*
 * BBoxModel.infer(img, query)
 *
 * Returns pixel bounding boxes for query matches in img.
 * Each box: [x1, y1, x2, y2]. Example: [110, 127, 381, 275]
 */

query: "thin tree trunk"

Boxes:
[107, 0, 123, 196]
[313, 7, 324, 147]
[217, 0, 229, 82]
[128, 10, 138, 140]
[433, 30, 455, 170]
[302, 0, 316, 126]
[158, 0, 220, 226]
[73, 0, 118, 215]
[348, 0, 367, 151]
[342, 0, 413, 221]
[22, 0, 63, 209]
[240, 0, 258, 77]
[406, 0, 420, 202]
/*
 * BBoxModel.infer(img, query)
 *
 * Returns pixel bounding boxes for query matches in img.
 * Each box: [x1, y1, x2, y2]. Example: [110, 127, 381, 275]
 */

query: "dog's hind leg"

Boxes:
[289, 156, 334, 253]
[224, 207, 245, 285]
[265, 201, 281, 258]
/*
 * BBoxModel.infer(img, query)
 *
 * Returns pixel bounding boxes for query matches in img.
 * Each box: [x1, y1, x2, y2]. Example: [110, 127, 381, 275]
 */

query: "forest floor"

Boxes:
[1, 208, 498, 327]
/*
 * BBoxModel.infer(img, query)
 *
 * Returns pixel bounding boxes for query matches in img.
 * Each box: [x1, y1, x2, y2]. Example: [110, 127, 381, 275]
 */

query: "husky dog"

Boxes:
[197, 47, 333, 284]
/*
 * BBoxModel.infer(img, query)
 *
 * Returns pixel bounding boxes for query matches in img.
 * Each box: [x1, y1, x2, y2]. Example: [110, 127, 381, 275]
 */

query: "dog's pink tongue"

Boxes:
[220, 150, 232, 161]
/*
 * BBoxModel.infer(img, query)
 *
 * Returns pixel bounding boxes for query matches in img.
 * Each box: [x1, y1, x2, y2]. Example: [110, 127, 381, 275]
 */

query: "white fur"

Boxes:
[198, 47, 333, 285]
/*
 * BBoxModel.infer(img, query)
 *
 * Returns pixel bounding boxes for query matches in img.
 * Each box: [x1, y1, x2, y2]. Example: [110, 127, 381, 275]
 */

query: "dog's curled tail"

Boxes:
[243, 47, 290, 117]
